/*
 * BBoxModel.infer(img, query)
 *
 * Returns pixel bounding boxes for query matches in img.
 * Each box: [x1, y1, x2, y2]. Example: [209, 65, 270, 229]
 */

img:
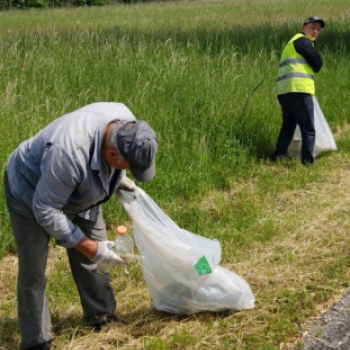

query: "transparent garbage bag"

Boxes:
[288, 97, 337, 158]
[117, 187, 255, 315]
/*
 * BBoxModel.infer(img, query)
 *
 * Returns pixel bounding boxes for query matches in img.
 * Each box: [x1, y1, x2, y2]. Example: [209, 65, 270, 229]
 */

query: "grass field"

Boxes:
[1, 0, 350, 349]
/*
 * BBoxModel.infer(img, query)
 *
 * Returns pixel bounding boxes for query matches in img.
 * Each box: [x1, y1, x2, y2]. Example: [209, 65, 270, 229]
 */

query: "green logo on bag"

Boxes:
[194, 255, 212, 275]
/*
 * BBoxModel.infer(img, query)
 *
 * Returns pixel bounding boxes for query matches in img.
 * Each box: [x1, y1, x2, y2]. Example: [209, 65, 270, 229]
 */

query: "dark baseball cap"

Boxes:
[304, 16, 325, 28]
[117, 120, 158, 182]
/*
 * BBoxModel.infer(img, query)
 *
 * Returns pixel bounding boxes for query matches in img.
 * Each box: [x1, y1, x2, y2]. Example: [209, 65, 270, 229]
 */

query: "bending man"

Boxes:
[4, 102, 158, 350]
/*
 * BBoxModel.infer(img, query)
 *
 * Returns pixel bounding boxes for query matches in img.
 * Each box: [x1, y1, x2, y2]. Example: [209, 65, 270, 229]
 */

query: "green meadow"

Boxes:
[1, 0, 350, 349]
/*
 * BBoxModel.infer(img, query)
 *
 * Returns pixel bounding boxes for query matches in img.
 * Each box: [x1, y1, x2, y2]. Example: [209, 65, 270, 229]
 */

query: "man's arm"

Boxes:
[74, 236, 98, 257]
[33, 145, 85, 248]
[294, 36, 323, 72]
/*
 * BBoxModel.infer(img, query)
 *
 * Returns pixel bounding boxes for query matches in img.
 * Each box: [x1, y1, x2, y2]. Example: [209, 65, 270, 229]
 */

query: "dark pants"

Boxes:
[273, 93, 315, 165]
[4, 172, 116, 350]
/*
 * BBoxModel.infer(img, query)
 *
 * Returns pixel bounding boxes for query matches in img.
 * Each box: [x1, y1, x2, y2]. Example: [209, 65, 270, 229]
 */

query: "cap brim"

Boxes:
[130, 161, 155, 182]
[305, 20, 325, 28]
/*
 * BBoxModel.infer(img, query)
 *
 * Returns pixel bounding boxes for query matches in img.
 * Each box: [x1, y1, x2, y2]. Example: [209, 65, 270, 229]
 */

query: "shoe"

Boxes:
[269, 152, 286, 162]
[90, 315, 126, 331]
[301, 159, 314, 166]
[27, 343, 52, 350]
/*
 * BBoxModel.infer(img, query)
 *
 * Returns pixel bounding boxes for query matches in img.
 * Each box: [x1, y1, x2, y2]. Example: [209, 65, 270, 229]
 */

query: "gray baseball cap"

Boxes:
[117, 120, 158, 182]
[304, 16, 325, 28]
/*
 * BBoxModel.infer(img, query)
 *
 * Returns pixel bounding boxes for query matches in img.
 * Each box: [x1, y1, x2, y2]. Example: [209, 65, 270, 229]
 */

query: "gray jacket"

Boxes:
[6, 102, 136, 248]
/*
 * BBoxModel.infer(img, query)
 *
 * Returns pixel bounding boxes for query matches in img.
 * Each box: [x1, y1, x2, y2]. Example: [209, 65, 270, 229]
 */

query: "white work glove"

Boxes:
[91, 240, 126, 266]
[116, 175, 136, 192]
[81, 241, 126, 274]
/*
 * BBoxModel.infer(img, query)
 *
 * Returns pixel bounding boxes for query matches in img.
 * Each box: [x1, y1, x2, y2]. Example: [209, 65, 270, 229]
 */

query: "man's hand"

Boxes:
[117, 175, 136, 192]
[91, 240, 126, 266]
[77, 238, 126, 274]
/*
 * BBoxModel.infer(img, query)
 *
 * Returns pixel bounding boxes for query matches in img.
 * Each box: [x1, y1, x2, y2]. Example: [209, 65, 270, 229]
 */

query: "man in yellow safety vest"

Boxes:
[270, 16, 325, 165]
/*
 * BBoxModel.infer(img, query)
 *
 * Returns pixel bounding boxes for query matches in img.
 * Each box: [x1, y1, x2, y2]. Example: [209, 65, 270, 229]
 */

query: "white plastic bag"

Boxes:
[288, 97, 337, 158]
[117, 187, 255, 315]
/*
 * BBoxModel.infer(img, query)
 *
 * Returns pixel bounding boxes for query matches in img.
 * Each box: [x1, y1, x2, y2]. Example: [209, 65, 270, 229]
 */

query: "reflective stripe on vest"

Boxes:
[277, 73, 315, 82]
[278, 58, 308, 68]
[276, 33, 315, 95]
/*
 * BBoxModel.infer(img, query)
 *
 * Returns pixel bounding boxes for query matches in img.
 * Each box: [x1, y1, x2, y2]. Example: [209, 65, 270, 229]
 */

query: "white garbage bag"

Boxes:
[117, 187, 255, 315]
[288, 97, 337, 158]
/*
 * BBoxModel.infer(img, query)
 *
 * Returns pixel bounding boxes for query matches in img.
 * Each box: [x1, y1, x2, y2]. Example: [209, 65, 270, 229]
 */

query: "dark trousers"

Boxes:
[273, 93, 315, 164]
[4, 172, 116, 350]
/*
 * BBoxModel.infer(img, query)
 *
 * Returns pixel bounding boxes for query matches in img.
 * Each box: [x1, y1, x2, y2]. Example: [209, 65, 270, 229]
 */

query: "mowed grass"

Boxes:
[0, 0, 350, 349]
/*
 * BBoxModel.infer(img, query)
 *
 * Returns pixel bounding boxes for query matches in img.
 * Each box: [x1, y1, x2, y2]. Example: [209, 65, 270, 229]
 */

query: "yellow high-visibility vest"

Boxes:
[276, 33, 315, 96]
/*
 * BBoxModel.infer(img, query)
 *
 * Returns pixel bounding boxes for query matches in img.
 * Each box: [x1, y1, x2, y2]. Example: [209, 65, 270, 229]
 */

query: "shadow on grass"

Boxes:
[0, 316, 19, 349]
[0, 306, 241, 348]
[80, 22, 350, 57]
[116, 306, 237, 338]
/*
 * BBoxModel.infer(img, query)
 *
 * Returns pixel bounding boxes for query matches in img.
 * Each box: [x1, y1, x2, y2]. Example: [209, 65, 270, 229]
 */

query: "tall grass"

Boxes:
[0, 1, 350, 349]
[0, 0, 349, 268]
